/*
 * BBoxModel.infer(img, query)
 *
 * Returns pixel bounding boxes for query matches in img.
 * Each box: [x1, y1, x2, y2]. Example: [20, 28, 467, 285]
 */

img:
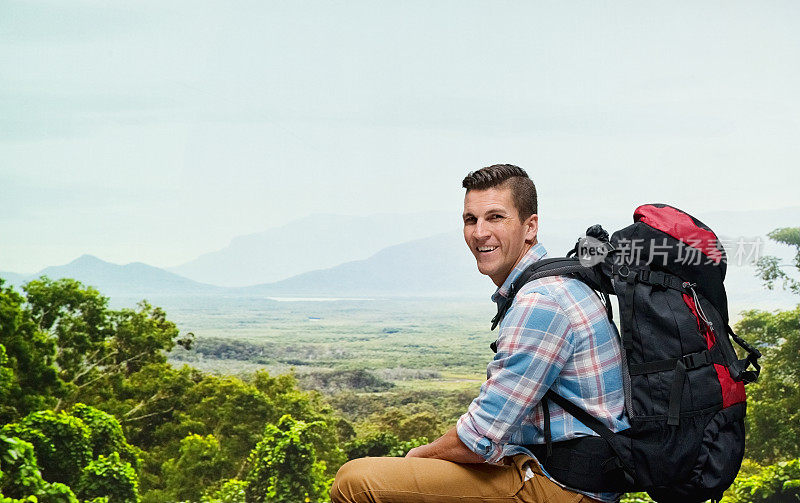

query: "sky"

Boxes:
[2, 0, 799, 273]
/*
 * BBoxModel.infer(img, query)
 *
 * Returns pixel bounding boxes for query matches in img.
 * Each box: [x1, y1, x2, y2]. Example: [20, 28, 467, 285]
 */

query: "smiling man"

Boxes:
[461, 169, 538, 287]
[330, 164, 628, 503]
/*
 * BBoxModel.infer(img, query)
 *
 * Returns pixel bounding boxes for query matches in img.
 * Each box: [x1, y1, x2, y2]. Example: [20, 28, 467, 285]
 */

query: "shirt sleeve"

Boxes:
[457, 290, 574, 464]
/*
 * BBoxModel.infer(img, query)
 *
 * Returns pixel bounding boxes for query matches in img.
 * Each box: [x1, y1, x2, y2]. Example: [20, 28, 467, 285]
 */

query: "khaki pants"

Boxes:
[330, 455, 601, 503]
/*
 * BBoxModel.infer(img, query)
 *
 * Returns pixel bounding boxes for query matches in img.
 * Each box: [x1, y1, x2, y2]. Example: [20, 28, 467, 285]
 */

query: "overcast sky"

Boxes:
[1, 0, 799, 273]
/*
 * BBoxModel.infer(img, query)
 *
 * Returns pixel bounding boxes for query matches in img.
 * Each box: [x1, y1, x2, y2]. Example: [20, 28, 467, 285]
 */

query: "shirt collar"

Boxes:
[492, 243, 548, 304]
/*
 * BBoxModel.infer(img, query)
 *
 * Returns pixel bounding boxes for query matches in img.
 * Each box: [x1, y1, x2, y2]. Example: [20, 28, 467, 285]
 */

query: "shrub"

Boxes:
[76, 453, 139, 503]
[245, 415, 331, 503]
[1, 411, 91, 487]
[0, 433, 79, 503]
[722, 458, 800, 503]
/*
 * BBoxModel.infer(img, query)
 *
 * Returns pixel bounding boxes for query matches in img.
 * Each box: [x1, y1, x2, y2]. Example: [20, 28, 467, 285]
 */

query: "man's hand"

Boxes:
[405, 445, 427, 458]
[404, 427, 487, 464]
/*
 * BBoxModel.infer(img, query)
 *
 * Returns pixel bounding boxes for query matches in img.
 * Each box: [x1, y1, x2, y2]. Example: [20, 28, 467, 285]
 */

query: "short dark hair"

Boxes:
[462, 164, 538, 220]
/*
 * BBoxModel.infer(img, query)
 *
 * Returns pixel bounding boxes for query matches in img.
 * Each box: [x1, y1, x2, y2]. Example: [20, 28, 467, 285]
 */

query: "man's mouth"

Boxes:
[477, 246, 498, 253]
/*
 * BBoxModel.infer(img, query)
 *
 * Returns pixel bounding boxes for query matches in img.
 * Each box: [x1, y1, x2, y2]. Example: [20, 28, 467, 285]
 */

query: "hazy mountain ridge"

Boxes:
[0, 271, 28, 286]
[2, 254, 222, 297]
[1, 207, 797, 310]
[168, 212, 457, 287]
[239, 232, 494, 298]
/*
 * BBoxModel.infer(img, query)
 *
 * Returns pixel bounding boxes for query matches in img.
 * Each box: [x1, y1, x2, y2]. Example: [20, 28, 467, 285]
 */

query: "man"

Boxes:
[331, 164, 629, 503]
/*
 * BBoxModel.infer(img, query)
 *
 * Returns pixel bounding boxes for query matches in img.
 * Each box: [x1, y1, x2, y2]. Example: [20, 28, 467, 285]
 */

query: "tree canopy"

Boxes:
[756, 227, 800, 295]
[0, 277, 347, 502]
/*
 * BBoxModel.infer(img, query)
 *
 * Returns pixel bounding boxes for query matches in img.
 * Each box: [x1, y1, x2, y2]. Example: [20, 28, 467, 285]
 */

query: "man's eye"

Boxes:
[490, 214, 503, 220]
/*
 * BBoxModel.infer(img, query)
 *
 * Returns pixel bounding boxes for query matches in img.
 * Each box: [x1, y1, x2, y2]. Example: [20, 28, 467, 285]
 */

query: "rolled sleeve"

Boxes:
[456, 409, 502, 464]
[457, 291, 574, 464]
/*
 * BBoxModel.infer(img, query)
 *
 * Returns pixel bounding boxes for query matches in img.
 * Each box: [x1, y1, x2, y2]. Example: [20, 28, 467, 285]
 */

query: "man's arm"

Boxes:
[405, 427, 486, 464]
[454, 291, 574, 465]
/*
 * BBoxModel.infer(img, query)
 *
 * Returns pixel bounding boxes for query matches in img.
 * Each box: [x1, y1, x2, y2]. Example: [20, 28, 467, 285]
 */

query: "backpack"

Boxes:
[490, 204, 761, 503]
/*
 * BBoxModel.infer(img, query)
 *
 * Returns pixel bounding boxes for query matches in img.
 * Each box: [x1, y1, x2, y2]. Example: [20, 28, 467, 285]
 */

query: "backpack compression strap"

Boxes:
[726, 325, 762, 384]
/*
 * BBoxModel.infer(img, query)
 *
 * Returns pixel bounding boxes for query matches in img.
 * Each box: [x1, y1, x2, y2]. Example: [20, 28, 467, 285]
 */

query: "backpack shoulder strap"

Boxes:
[491, 257, 601, 331]
[544, 390, 616, 444]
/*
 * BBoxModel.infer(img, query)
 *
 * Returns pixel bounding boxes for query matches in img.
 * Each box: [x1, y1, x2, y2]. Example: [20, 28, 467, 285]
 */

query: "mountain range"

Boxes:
[168, 212, 457, 287]
[1, 207, 798, 312]
[1, 255, 222, 298]
[241, 232, 493, 297]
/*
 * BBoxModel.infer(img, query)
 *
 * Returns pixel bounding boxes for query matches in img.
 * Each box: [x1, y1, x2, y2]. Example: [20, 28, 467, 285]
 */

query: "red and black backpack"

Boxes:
[491, 204, 761, 503]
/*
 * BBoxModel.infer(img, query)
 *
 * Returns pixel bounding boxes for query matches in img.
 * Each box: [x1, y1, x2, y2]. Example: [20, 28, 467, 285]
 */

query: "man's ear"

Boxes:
[525, 214, 539, 244]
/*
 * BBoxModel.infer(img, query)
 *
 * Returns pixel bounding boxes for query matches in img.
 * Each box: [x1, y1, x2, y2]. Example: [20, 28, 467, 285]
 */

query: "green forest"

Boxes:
[1, 227, 799, 503]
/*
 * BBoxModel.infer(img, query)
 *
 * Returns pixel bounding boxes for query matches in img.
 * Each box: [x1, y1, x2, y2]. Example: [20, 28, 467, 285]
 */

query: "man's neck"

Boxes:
[495, 241, 536, 287]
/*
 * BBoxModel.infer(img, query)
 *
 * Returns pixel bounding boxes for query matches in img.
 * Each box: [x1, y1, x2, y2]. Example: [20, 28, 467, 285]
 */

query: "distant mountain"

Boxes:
[240, 232, 496, 298]
[1, 206, 797, 309]
[169, 212, 457, 287]
[1, 255, 222, 298]
[0, 271, 28, 286]
[239, 206, 800, 311]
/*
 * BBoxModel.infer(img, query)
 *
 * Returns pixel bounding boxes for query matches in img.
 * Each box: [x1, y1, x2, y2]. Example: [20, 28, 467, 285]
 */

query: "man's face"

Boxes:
[463, 187, 538, 287]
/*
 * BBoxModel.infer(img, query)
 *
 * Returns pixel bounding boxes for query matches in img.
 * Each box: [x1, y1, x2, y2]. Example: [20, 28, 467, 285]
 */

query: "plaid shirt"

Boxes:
[456, 243, 630, 502]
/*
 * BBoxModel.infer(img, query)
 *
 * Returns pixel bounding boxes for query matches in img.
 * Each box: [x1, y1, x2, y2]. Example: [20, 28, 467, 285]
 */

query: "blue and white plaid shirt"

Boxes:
[456, 243, 630, 502]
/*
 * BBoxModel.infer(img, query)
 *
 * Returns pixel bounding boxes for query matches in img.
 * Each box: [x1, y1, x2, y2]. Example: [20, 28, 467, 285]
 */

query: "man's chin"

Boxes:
[475, 263, 495, 278]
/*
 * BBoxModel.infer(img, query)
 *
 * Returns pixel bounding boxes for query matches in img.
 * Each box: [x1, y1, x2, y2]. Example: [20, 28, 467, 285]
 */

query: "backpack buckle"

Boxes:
[615, 264, 631, 278]
[682, 351, 711, 369]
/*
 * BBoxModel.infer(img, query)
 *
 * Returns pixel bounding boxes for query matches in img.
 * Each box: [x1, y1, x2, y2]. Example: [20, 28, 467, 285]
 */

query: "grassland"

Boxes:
[155, 295, 494, 390]
[148, 295, 495, 432]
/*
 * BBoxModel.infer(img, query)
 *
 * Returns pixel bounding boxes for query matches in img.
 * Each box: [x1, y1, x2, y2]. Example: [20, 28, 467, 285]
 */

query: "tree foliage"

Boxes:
[722, 458, 800, 503]
[201, 479, 248, 503]
[69, 403, 140, 471]
[1, 410, 92, 487]
[23, 278, 113, 387]
[82, 363, 345, 501]
[0, 344, 14, 421]
[343, 432, 428, 460]
[0, 406, 140, 503]
[0, 277, 184, 423]
[756, 227, 800, 295]
[0, 433, 79, 503]
[739, 225, 800, 464]
[161, 434, 232, 503]
[0, 277, 348, 501]
[0, 281, 63, 422]
[76, 452, 139, 503]
[298, 369, 394, 394]
[735, 306, 800, 463]
[245, 415, 331, 503]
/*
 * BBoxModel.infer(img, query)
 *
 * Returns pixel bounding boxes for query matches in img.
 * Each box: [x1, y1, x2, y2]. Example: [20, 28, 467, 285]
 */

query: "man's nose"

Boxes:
[473, 220, 491, 239]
